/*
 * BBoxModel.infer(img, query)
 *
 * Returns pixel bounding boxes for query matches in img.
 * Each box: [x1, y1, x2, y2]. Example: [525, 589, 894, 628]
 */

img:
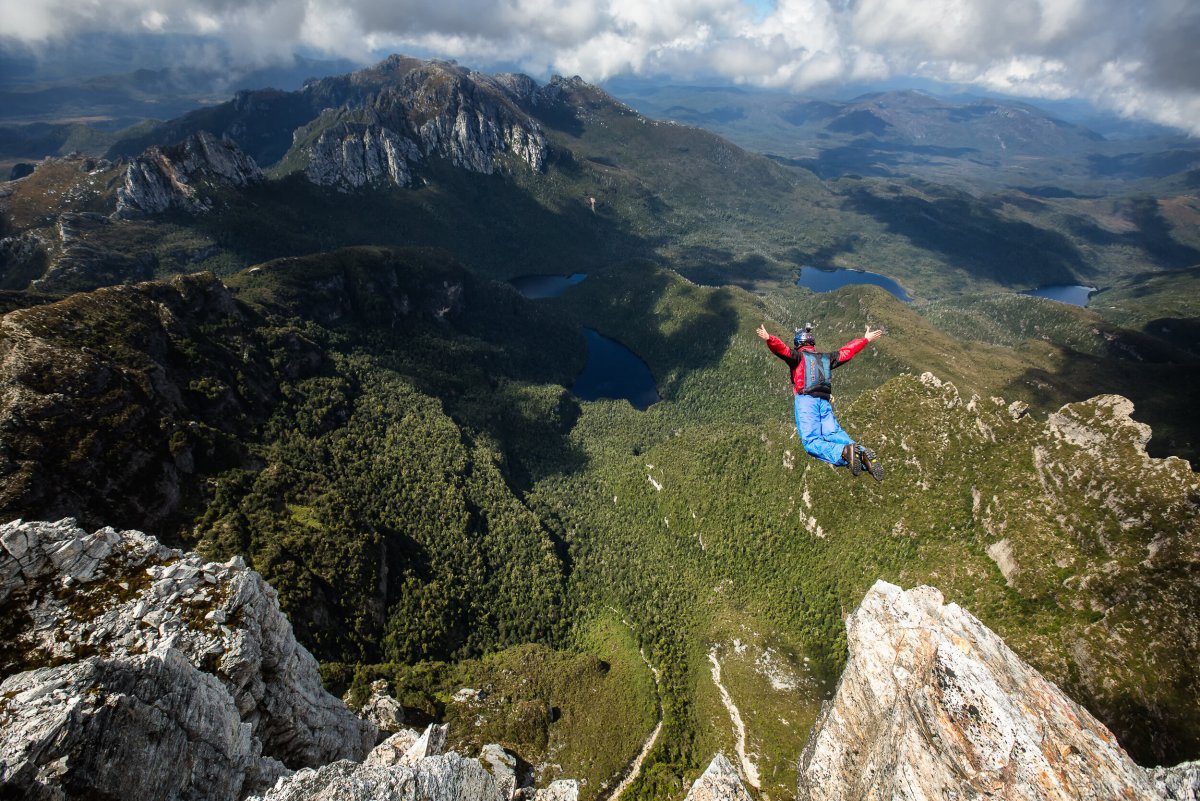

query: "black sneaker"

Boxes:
[843, 444, 862, 476]
[859, 446, 884, 482]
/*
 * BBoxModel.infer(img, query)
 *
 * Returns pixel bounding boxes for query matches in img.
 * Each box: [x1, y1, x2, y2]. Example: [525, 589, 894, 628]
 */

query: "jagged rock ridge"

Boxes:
[114, 130, 263, 218]
[290, 57, 549, 190]
[796, 580, 1196, 800]
[0, 518, 375, 800]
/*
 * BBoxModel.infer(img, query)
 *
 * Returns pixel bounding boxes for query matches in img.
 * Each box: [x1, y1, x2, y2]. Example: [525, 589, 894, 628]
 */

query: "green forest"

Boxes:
[4, 242, 1195, 800]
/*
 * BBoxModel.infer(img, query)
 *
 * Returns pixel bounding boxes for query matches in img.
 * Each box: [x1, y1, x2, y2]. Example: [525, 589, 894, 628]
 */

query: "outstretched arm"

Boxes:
[756, 323, 791, 358]
[833, 325, 885, 366]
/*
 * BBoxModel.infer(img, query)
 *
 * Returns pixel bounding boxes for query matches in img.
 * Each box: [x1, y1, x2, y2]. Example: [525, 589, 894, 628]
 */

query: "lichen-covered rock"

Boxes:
[364, 730, 423, 768]
[528, 779, 579, 801]
[251, 751, 502, 801]
[684, 753, 753, 801]
[114, 131, 263, 218]
[1151, 761, 1200, 800]
[796, 580, 1158, 801]
[354, 678, 405, 734]
[0, 518, 375, 800]
[0, 644, 287, 800]
[480, 743, 519, 800]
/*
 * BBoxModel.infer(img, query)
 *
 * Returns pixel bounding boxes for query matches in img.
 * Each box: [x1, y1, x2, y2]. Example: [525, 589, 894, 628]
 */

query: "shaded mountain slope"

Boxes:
[0, 247, 584, 663]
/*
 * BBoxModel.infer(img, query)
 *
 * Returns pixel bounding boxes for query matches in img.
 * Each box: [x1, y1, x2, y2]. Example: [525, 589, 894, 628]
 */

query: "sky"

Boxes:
[2, 0, 1198, 135]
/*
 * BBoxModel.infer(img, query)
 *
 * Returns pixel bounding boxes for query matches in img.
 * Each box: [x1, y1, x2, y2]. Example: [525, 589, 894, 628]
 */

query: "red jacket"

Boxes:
[765, 335, 868, 399]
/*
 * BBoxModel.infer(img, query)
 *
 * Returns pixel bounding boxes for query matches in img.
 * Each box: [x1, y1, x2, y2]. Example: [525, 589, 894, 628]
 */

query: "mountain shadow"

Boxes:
[1002, 334, 1200, 466]
[845, 186, 1090, 286]
[552, 262, 741, 405]
[196, 161, 650, 282]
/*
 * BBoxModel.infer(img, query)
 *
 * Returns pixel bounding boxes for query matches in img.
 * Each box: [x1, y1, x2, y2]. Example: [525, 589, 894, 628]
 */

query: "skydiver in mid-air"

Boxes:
[756, 321, 885, 480]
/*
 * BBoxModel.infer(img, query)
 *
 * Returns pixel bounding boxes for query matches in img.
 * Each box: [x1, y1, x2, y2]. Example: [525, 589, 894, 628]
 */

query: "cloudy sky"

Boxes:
[3, 0, 1199, 133]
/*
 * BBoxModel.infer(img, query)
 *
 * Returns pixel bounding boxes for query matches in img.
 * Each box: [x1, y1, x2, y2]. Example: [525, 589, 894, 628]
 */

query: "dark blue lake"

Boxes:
[510, 273, 587, 299]
[1021, 285, 1096, 307]
[572, 328, 660, 410]
[796, 267, 912, 302]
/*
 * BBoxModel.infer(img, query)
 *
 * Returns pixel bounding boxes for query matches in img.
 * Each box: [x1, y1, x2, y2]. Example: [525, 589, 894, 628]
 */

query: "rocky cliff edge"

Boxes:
[797, 580, 1199, 801]
[0, 518, 374, 800]
[114, 131, 263, 219]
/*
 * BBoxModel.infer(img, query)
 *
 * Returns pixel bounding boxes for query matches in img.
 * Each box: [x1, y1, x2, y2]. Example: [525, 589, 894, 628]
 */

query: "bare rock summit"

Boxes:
[796, 580, 1177, 800]
[114, 131, 263, 218]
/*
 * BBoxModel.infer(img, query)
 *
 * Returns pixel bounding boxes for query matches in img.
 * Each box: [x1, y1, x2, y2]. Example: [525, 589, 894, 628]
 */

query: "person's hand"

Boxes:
[865, 325, 885, 342]
[756, 324, 770, 341]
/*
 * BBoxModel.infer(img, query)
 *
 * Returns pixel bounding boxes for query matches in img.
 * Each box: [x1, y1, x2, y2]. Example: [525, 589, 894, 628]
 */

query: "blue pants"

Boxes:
[793, 394, 854, 467]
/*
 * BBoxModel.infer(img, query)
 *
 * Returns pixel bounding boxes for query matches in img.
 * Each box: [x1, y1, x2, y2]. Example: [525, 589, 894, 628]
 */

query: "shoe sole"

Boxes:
[847, 447, 862, 476]
[860, 447, 884, 482]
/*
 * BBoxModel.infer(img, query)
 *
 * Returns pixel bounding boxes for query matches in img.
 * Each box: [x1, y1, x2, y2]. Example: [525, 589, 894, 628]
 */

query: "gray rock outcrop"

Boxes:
[0, 518, 375, 800]
[251, 751, 501, 801]
[353, 678, 406, 735]
[303, 119, 420, 189]
[249, 722, 570, 801]
[293, 60, 547, 190]
[684, 753, 754, 801]
[114, 131, 263, 218]
[796, 580, 1160, 800]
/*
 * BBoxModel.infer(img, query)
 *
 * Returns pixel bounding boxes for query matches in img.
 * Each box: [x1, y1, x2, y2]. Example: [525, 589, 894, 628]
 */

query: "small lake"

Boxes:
[796, 267, 912, 302]
[572, 328, 660, 410]
[1021, 285, 1097, 307]
[510, 273, 587, 299]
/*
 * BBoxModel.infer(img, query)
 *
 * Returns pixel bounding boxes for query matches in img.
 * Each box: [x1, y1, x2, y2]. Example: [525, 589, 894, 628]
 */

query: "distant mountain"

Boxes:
[0, 53, 361, 126]
[2, 55, 1196, 303]
[617, 84, 1200, 192]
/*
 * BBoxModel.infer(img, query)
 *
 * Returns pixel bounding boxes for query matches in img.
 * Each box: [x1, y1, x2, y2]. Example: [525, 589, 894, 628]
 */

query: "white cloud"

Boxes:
[1, 0, 1197, 134]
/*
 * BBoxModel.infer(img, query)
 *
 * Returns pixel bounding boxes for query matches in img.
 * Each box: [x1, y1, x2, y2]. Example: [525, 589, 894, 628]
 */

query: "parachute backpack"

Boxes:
[793, 324, 831, 395]
[800, 351, 831, 394]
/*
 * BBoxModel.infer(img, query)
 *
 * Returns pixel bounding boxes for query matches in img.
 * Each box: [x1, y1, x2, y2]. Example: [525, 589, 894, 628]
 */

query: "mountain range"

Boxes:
[0, 53, 1198, 800]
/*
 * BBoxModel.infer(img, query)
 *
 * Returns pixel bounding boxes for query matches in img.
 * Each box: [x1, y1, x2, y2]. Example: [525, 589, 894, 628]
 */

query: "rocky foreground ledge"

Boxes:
[0, 518, 375, 799]
[2, 520, 1197, 800]
[798, 580, 1200, 801]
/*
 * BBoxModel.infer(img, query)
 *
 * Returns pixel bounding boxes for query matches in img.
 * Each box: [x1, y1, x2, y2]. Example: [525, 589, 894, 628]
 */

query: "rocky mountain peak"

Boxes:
[796, 580, 1196, 800]
[291, 56, 548, 190]
[114, 131, 263, 219]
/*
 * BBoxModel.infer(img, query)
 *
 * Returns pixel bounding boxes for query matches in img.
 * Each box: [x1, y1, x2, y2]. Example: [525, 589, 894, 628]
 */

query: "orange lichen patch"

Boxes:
[1072, 198, 1140, 233]
[1158, 195, 1200, 228]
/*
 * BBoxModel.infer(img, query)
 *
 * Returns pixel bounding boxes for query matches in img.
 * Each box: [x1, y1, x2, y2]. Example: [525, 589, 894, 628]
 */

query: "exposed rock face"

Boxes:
[291, 58, 547, 190]
[352, 679, 405, 735]
[252, 751, 501, 801]
[1151, 761, 1200, 800]
[114, 131, 263, 218]
[796, 580, 1159, 800]
[249, 722, 576, 801]
[303, 120, 420, 189]
[684, 753, 754, 801]
[0, 518, 375, 800]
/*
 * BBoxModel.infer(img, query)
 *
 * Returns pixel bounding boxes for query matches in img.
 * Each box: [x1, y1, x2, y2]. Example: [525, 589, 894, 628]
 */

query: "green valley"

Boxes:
[0, 54, 1197, 801]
